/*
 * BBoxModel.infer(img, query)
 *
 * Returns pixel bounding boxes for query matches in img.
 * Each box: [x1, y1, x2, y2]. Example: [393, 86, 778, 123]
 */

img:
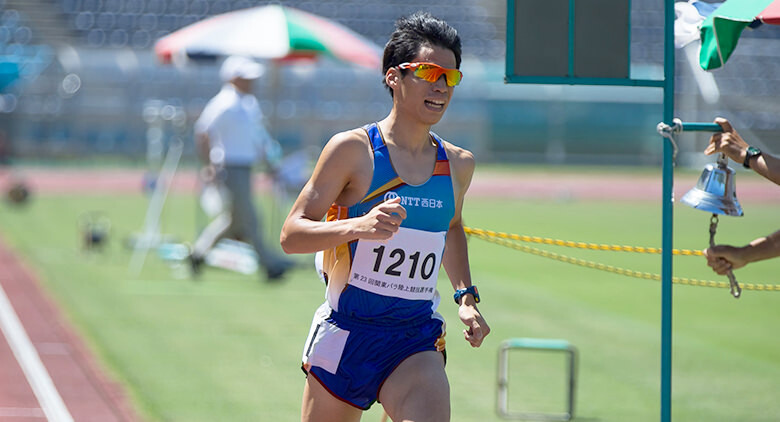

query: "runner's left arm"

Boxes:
[441, 143, 490, 348]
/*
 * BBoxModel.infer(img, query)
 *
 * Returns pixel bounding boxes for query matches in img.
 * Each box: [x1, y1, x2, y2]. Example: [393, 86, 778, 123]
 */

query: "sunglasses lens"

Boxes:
[412, 65, 438, 83]
[414, 64, 461, 87]
[445, 69, 462, 86]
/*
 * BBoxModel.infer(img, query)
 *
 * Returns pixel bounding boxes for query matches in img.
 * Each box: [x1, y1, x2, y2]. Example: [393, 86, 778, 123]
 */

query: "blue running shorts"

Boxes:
[301, 303, 446, 410]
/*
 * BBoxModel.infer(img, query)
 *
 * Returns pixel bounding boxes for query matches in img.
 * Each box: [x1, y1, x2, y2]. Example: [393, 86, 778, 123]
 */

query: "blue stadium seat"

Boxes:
[188, 0, 209, 17]
[115, 13, 135, 30]
[232, 0, 252, 11]
[110, 29, 128, 47]
[12, 26, 31, 44]
[167, 0, 187, 15]
[158, 14, 176, 31]
[73, 11, 95, 31]
[145, 0, 167, 16]
[104, 0, 123, 14]
[86, 29, 106, 46]
[138, 13, 157, 31]
[124, 0, 145, 15]
[60, 0, 79, 14]
[0, 26, 10, 43]
[81, 0, 102, 13]
[1, 9, 20, 29]
[210, 1, 230, 15]
[131, 29, 150, 48]
[96, 12, 116, 30]
[179, 15, 198, 28]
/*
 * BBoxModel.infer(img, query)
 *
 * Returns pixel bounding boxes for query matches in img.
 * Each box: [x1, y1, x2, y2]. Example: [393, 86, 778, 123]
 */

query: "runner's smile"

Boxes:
[424, 98, 447, 111]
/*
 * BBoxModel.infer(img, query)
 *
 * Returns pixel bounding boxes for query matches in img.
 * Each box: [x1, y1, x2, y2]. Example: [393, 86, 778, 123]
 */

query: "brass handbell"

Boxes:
[680, 153, 743, 298]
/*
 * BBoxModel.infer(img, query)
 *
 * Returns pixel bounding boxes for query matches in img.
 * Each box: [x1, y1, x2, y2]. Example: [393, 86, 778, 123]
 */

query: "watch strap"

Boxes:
[453, 285, 480, 305]
[743, 146, 762, 169]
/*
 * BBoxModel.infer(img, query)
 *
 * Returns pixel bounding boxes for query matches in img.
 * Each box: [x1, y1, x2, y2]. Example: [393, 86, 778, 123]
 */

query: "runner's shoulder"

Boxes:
[440, 140, 475, 175]
[324, 128, 371, 155]
[318, 128, 372, 175]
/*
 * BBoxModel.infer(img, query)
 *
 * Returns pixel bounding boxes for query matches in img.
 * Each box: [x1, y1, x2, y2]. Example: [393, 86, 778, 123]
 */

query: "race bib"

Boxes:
[351, 227, 446, 300]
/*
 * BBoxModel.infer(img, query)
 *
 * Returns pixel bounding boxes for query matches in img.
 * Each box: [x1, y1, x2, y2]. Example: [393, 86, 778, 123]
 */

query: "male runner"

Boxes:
[281, 12, 489, 422]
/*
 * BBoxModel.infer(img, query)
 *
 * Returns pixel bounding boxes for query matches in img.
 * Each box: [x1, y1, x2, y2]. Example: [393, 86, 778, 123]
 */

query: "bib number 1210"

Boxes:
[371, 245, 436, 280]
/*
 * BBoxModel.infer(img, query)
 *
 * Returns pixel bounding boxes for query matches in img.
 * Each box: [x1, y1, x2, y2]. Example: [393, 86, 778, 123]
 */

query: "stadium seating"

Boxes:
[0, 0, 777, 164]
[55, 0, 506, 59]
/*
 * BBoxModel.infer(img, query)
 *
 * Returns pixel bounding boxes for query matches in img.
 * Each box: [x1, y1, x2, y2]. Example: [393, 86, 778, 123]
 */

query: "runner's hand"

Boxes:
[356, 197, 407, 240]
[459, 303, 490, 348]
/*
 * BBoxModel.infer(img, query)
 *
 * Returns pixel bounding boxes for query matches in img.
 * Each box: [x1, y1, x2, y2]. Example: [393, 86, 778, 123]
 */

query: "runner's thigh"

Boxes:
[301, 376, 362, 422]
[379, 350, 450, 422]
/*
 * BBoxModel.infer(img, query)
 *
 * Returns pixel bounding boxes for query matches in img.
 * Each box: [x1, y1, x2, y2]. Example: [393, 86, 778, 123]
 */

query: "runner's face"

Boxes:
[390, 44, 457, 125]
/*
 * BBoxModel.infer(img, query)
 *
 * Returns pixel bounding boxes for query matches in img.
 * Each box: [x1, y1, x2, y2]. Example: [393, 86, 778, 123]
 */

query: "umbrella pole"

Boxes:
[265, 60, 282, 243]
[267, 60, 282, 136]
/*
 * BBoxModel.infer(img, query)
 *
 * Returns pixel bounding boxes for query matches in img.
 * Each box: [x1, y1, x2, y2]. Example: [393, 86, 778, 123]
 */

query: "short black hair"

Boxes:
[382, 11, 462, 96]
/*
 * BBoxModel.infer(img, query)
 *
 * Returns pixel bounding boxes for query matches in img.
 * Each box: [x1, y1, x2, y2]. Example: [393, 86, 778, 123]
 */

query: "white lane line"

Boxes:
[0, 282, 74, 422]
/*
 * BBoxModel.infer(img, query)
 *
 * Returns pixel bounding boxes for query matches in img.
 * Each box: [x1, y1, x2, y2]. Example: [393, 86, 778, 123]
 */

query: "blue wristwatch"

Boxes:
[453, 285, 480, 305]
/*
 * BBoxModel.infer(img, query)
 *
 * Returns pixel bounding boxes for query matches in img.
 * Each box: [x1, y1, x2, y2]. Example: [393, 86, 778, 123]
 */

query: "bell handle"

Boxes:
[726, 270, 742, 298]
[709, 214, 742, 299]
[717, 152, 729, 168]
[678, 122, 723, 132]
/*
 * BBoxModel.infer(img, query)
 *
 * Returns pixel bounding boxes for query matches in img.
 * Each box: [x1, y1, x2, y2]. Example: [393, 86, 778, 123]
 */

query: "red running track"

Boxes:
[1, 167, 777, 202]
[0, 238, 139, 422]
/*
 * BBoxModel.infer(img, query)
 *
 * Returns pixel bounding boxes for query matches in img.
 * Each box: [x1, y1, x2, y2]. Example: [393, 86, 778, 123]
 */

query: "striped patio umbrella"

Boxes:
[154, 5, 382, 70]
[700, 0, 780, 70]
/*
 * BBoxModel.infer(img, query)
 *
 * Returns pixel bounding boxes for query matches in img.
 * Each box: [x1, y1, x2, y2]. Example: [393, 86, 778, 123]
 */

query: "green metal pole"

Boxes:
[568, 0, 575, 77]
[680, 122, 722, 132]
[661, 0, 675, 420]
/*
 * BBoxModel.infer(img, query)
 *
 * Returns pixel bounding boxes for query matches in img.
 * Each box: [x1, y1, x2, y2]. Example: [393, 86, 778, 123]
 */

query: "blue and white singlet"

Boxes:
[301, 123, 457, 409]
[321, 122, 456, 326]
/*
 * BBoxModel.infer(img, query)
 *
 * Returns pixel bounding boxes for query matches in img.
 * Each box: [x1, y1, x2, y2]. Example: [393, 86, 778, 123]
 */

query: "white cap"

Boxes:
[219, 56, 264, 82]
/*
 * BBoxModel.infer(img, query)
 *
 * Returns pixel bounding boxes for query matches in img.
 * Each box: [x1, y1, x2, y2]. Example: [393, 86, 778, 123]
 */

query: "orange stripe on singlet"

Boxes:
[432, 160, 451, 176]
[327, 204, 348, 221]
[360, 160, 450, 204]
[361, 177, 405, 203]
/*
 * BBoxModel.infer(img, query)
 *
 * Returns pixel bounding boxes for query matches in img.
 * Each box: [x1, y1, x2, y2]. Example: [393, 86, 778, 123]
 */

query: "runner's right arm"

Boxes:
[280, 129, 407, 254]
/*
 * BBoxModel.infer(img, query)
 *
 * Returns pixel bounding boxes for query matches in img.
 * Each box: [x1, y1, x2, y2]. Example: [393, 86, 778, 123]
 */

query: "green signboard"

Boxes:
[506, 0, 661, 87]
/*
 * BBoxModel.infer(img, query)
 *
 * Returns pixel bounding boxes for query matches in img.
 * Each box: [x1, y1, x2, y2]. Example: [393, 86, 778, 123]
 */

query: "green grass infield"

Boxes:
[0, 171, 778, 422]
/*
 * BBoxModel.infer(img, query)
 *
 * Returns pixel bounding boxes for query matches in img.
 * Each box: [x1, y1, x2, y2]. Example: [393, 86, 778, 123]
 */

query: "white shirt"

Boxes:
[194, 84, 272, 166]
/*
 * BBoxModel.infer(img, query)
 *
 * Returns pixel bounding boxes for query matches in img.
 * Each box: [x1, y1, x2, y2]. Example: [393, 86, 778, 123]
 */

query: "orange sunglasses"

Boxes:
[396, 62, 463, 87]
